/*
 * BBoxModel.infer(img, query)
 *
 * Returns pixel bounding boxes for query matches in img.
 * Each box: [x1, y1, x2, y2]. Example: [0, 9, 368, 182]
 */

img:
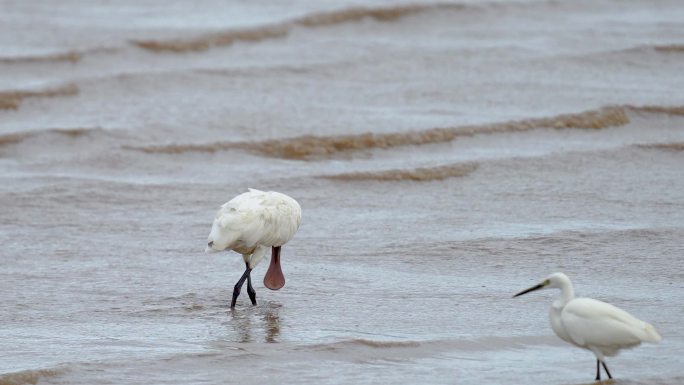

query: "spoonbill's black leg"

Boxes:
[246, 262, 257, 305]
[595, 360, 601, 381]
[601, 361, 612, 380]
[231, 265, 252, 308]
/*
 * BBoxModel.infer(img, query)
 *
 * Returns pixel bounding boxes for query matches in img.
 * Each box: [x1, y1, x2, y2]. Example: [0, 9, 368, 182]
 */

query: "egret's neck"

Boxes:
[555, 279, 575, 307]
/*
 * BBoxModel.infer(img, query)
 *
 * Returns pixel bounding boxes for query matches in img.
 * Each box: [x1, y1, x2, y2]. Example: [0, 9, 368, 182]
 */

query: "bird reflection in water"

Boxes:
[228, 302, 281, 343]
[264, 307, 280, 343]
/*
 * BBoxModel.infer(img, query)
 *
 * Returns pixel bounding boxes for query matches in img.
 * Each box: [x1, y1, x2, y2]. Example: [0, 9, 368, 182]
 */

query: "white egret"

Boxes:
[206, 188, 301, 308]
[514, 272, 662, 381]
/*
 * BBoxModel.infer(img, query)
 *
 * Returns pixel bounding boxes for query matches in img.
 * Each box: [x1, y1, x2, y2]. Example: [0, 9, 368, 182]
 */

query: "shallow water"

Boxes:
[1, 0, 683, 384]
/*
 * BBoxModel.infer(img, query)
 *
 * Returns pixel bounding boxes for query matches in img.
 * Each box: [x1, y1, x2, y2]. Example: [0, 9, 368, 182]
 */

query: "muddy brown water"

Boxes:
[1, 1, 683, 384]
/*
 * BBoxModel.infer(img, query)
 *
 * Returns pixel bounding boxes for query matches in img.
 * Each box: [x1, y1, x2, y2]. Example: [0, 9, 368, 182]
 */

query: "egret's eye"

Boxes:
[543, 279, 550, 286]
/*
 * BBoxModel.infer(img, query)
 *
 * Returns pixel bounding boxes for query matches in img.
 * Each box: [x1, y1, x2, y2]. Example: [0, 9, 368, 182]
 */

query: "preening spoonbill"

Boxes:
[206, 189, 301, 308]
[514, 272, 661, 381]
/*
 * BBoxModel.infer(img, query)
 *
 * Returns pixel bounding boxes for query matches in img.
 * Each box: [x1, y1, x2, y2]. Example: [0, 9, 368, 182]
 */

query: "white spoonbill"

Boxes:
[514, 272, 662, 381]
[206, 188, 302, 308]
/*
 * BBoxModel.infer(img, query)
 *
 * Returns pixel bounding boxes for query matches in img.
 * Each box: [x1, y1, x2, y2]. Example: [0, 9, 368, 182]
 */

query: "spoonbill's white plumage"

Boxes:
[206, 188, 301, 307]
[514, 272, 661, 381]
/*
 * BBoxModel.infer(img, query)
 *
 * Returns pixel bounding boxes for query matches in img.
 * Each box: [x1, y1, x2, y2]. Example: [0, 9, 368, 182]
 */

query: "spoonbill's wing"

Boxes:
[218, 189, 301, 247]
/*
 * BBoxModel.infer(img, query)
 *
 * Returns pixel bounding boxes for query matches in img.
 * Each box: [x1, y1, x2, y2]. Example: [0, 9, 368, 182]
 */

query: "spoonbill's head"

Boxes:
[513, 272, 571, 297]
[205, 217, 229, 253]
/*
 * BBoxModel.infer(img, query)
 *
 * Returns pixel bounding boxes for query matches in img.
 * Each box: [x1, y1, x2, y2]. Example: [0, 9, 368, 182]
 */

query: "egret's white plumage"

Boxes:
[206, 188, 301, 307]
[515, 272, 661, 380]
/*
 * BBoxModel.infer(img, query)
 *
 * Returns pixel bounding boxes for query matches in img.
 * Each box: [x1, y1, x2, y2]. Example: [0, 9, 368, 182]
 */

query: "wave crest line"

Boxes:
[322, 163, 479, 182]
[128, 105, 632, 159]
[0, 127, 101, 147]
[0, 84, 79, 110]
[130, 4, 457, 53]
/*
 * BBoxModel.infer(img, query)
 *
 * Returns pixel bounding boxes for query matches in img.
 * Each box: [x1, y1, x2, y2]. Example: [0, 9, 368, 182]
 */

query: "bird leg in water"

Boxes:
[601, 361, 612, 380]
[246, 263, 257, 306]
[231, 265, 253, 308]
[595, 360, 613, 381]
[264, 246, 285, 290]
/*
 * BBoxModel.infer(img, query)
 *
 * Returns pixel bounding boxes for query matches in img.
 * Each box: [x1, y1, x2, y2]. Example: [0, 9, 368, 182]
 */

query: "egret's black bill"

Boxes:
[513, 283, 544, 297]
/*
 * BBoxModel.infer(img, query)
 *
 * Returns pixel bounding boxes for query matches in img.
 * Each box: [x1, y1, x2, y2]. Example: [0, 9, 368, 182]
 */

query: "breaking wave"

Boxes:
[628, 105, 684, 116]
[0, 51, 82, 64]
[322, 162, 479, 182]
[312, 338, 422, 350]
[130, 3, 466, 53]
[600, 43, 684, 57]
[0, 127, 101, 148]
[636, 142, 684, 151]
[129, 105, 632, 159]
[0, 47, 114, 65]
[130, 1, 670, 55]
[0, 84, 79, 110]
[343, 339, 421, 348]
[652, 44, 684, 53]
[313, 335, 557, 353]
[0, 368, 64, 385]
[126, 104, 684, 160]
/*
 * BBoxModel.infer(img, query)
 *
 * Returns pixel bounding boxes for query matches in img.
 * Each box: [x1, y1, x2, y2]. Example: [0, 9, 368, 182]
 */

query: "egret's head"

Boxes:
[513, 272, 570, 297]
